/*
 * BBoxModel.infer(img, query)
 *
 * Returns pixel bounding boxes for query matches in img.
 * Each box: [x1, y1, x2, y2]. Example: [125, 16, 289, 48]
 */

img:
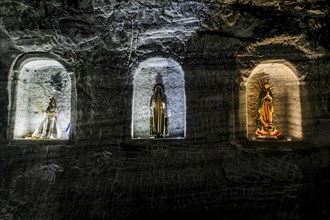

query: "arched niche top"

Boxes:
[239, 60, 303, 89]
[133, 57, 182, 71]
[11, 52, 74, 73]
[8, 53, 76, 143]
[243, 60, 303, 141]
[245, 60, 301, 79]
[132, 57, 186, 139]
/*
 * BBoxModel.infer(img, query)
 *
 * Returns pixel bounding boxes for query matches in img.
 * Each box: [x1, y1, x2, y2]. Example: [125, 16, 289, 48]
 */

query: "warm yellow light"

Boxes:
[245, 61, 302, 140]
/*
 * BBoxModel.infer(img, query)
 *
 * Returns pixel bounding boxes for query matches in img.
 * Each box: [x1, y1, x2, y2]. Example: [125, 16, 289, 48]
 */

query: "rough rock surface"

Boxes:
[0, 0, 329, 219]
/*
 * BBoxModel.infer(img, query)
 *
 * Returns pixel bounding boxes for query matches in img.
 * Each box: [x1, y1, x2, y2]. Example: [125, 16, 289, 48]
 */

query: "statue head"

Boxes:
[49, 97, 56, 107]
[154, 84, 164, 94]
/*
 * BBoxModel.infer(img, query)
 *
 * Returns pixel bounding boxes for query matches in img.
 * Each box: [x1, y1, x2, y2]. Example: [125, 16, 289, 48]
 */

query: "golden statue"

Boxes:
[150, 84, 168, 138]
[29, 97, 59, 139]
[255, 80, 281, 138]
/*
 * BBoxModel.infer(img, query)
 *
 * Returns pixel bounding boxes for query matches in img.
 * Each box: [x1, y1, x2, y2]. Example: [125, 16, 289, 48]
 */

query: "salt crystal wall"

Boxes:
[0, 1, 329, 219]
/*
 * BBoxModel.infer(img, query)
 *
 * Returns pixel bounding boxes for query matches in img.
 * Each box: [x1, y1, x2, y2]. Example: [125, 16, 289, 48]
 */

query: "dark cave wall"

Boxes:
[0, 0, 330, 219]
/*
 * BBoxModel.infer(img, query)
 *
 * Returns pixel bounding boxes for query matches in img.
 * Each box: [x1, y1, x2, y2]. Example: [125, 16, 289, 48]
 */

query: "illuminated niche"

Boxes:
[10, 57, 73, 141]
[132, 58, 186, 139]
[245, 61, 302, 140]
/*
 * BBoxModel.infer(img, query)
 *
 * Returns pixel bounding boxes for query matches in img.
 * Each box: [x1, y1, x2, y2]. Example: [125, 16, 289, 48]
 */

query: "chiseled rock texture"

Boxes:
[0, 0, 329, 219]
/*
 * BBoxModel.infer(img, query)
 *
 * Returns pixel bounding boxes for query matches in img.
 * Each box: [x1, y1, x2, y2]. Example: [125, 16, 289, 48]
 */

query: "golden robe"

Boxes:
[256, 84, 280, 137]
[150, 85, 168, 137]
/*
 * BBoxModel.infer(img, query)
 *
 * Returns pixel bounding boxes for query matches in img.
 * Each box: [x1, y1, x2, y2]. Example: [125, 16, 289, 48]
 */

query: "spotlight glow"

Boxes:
[244, 61, 303, 140]
[13, 59, 71, 140]
[132, 58, 186, 138]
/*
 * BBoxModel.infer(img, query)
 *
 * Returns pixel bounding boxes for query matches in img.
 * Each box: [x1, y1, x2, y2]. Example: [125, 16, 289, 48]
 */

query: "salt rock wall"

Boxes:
[0, 0, 330, 219]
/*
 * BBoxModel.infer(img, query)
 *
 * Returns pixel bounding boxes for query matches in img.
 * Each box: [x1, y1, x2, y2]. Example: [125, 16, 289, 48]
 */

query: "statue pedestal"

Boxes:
[257, 135, 278, 140]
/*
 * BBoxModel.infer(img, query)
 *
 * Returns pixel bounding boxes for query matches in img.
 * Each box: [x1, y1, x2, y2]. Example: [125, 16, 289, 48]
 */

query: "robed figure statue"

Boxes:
[150, 84, 168, 138]
[255, 81, 281, 138]
[31, 97, 59, 139]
